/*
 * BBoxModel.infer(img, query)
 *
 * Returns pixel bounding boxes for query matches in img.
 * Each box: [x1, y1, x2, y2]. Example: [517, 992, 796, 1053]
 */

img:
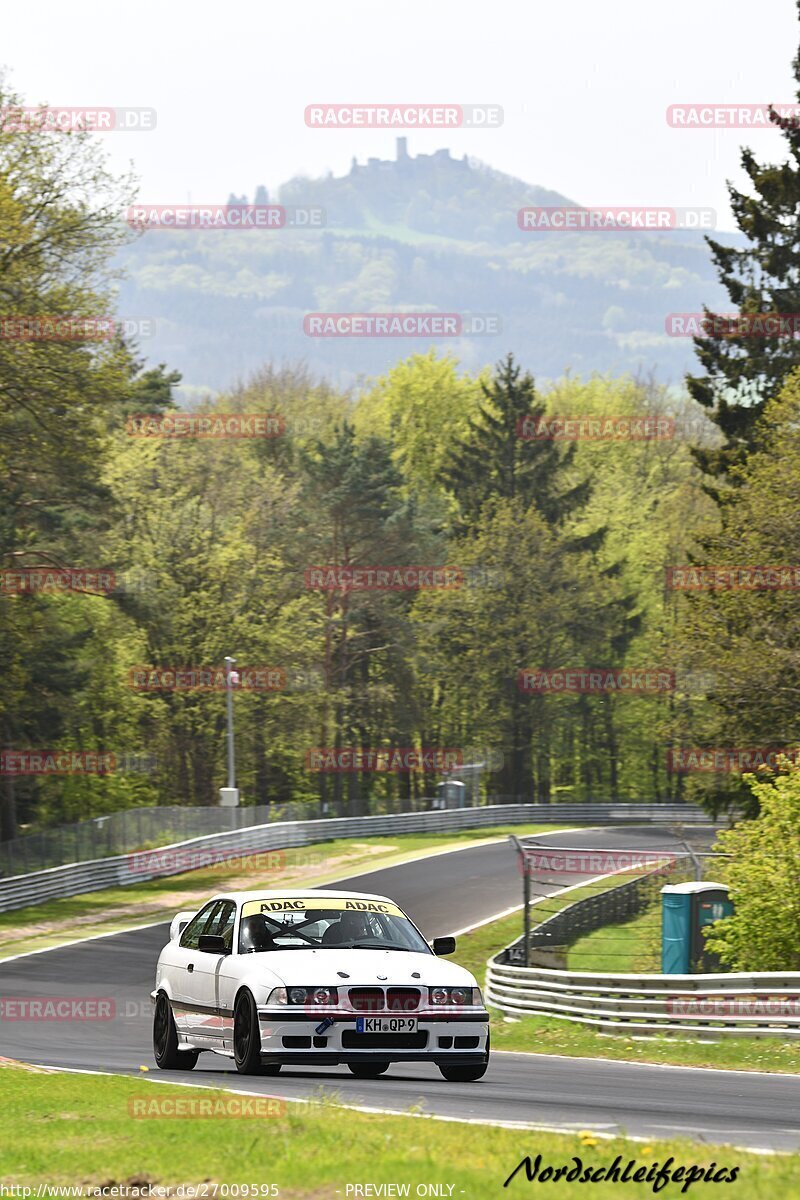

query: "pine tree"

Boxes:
[688, 4, 800, 478]
[441, 353, 589, 530]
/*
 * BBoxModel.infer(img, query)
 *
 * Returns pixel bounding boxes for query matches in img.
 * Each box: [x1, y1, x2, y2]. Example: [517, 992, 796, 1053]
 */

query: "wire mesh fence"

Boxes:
[505, 836, 727, 972]
[0, 797, 712, 880]
[0, 795, 442, 878]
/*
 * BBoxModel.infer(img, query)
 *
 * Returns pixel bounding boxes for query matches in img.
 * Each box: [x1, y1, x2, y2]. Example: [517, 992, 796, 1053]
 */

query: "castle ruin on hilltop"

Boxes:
[349, 137, 470, 174]
[228, 139, 472, 207]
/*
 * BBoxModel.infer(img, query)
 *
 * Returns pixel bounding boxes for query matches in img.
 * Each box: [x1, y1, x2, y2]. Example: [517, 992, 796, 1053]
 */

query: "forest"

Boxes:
[3, 62, 800, 839]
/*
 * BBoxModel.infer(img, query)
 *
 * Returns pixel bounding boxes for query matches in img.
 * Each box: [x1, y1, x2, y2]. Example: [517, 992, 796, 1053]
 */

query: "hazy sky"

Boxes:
[3, 0, 798, 232]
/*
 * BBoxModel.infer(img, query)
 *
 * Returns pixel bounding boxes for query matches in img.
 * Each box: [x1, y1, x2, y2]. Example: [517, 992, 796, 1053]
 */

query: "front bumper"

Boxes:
[256, 1008, 490, 1065]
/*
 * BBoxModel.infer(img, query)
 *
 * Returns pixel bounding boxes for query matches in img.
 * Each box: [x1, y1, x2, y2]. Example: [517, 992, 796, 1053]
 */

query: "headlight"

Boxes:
[266, 986, 338, 1006]
[310, 987, 337, 1005]
[428, 986, 478, 1006]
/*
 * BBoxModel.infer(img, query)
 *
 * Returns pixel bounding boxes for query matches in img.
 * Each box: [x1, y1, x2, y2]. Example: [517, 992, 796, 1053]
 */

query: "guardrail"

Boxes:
[485, 959, 800, 1037]
[0, 802, 710, 913]
[0, 798, 710, 877]
[486, 845, 798, 1038]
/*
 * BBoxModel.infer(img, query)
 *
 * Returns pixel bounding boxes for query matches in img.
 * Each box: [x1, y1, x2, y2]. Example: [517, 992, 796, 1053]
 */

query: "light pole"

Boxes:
[219, 655, 240, 806]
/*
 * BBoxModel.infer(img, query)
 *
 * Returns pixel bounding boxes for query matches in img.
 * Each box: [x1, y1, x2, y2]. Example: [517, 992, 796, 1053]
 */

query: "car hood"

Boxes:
[242, 947, 478, 988]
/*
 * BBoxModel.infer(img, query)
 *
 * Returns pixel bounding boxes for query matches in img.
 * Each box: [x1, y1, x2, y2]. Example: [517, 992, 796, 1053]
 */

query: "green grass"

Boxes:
[1, 1064, 795, 1197]
[567, 904, 662, 973]
[0, 824, 566, 960]
[450, 908, 800, 1075]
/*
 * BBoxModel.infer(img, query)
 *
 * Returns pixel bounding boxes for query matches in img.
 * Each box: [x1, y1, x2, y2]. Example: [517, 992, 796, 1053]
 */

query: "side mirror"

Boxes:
[432, 936, 456, 956]
[170, 911, 196, 941]
[198, 933, 229, 955]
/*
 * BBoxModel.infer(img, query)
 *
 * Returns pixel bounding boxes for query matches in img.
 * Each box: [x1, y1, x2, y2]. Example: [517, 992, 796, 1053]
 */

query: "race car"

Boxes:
[152, 888, 490, 1081]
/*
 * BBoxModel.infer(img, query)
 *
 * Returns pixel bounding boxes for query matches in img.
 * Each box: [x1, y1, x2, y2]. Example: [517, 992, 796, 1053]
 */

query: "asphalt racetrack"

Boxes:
[2, 824, 799, 1152]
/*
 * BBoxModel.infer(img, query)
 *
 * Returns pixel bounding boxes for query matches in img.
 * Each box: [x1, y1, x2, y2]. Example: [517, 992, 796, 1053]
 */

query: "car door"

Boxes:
[189, 899, 237, 1047]
[171, 901, 218, 1037]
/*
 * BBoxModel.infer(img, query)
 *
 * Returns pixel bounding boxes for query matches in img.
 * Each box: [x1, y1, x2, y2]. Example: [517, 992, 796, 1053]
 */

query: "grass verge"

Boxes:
[0, 824, 564, 961]
[567, 904, 661, 972]
[451, 908, 800, 1075]
[0, 1063, 794, 1198]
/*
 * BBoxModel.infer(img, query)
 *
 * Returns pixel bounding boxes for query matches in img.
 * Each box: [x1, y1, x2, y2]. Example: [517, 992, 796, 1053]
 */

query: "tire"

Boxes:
[153, 992, 199, 1071]
[347, 1061, 390, 1078]
[233, 989, 271, 1075]
[438, 1060, 488, 1082]
[438, 1034, 490, 1083]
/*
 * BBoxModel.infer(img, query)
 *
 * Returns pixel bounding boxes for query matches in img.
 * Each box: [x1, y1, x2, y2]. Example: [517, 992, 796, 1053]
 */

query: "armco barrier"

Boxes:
[0, 802, 709, 913]
[487, 858, 797, 1039]
[0, 798, 709, 877]
[484, 959, 800, 1037]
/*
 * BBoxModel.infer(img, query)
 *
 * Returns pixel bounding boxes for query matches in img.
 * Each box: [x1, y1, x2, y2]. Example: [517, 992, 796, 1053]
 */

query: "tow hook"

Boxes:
[315, 1016, 335, 1035]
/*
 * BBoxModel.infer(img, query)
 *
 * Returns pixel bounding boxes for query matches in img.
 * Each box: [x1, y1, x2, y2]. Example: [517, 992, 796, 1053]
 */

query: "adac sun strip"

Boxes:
[241, 896, 404, 918]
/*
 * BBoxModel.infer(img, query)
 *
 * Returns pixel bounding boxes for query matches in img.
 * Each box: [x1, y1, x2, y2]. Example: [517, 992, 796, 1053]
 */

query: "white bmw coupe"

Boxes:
[152, 889, 490, 1081]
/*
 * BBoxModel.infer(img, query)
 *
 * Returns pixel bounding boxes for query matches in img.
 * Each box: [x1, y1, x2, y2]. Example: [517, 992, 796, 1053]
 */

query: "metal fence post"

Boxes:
[523, 866, 531, 967]
[676, 834, 703, 881]
[509, 835, 530, 967]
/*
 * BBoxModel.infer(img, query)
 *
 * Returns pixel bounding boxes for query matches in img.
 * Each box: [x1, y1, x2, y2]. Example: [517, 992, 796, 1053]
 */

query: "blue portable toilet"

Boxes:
[661, 885, 692, 973]
[661, 882, 733, 973]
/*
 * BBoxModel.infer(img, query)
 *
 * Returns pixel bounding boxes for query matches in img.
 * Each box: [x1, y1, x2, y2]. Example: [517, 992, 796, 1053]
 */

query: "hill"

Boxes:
[116, 139, 735, 393]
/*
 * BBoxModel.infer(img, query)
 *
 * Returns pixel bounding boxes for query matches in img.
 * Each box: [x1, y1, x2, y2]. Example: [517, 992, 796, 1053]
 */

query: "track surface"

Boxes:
[2, 825, 799, 1152]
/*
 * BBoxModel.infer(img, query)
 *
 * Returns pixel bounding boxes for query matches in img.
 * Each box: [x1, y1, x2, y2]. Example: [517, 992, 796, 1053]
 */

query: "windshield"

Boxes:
[237, 898, 432, 955]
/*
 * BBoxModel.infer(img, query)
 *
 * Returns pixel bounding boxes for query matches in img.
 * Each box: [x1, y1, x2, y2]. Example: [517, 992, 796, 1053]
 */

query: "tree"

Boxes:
[441, 353, 589, 531]
[704, 763, 800, 970]
[687, 4, 800, 478]
[413, 498, 632, 799]
[353, 350, 485, 499]
[0, 84, 139, 837]
[675, 367, 800, 815]
[299, 423, 435, 810]
[102, 420, 325, 809]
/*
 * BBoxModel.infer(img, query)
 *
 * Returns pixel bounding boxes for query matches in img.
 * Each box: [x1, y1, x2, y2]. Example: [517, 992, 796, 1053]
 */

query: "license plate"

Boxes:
[355, 1016, 417, 1034]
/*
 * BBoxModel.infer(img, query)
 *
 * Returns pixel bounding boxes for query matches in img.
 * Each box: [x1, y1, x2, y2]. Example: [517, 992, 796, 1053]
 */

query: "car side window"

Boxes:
[180, 901, 219, 950]
[206, 900, 236, 950]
